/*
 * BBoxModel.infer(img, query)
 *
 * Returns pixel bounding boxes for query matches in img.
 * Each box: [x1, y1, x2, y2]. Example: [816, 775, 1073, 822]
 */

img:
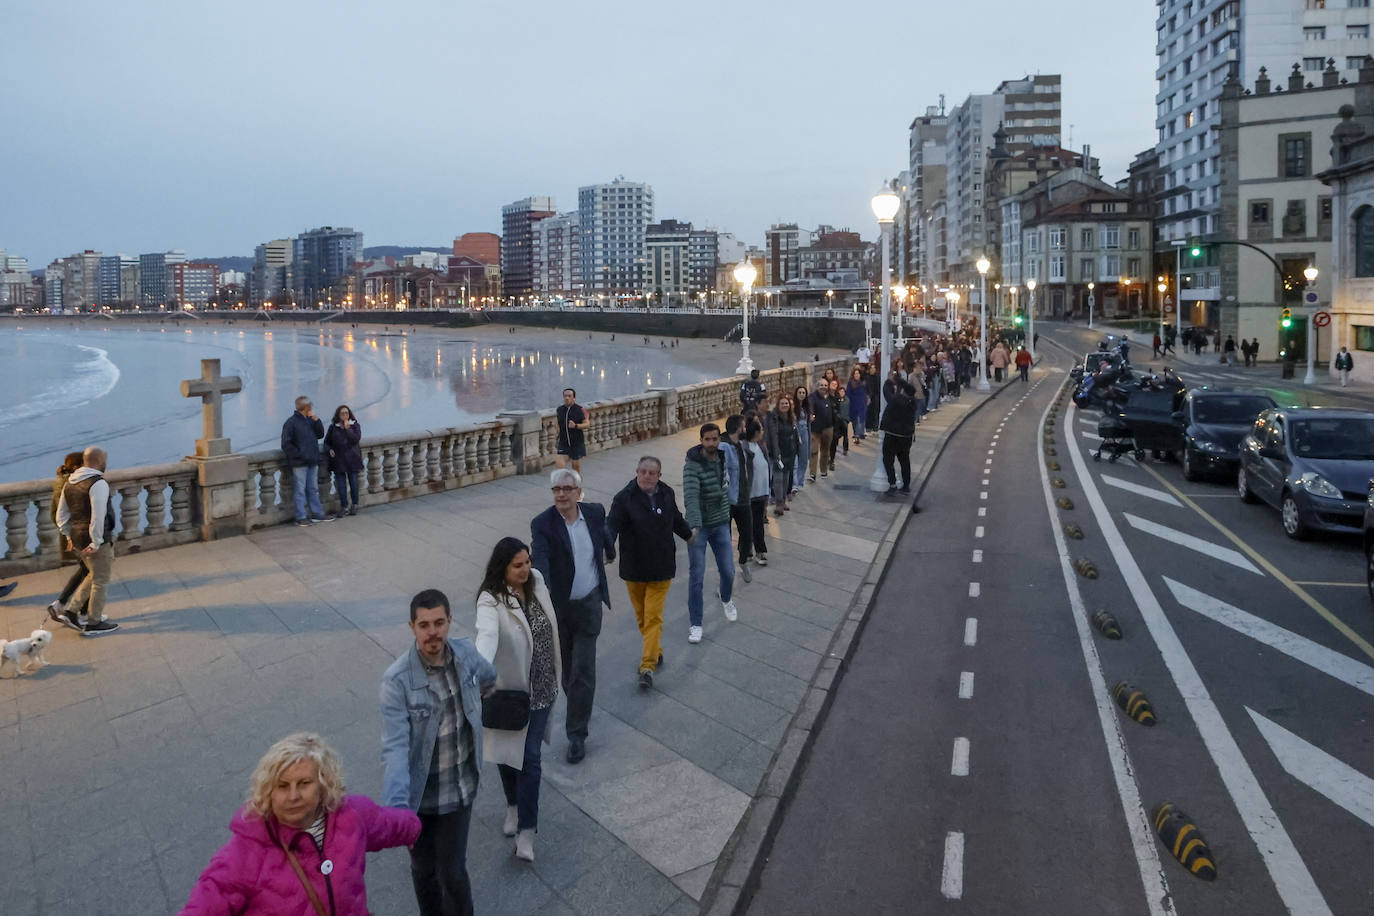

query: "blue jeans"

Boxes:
[291, 464, 324, 521]
[852, 413, 866, 438]
[793, 425, 810, 489]
[687, 522, 734, 627]
[334, 469, 360, 508]
[498, 705, 551, 831]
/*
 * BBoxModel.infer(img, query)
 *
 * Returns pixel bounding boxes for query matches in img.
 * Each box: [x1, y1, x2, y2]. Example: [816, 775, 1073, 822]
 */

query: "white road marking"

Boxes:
[987, 449, 995, 455]
[1124, 514, 1263, 574]
[972, 549, 983, 563]
[941, 832, 964, 899]
[964, 617, 977, 646]
[1079, 417, 1095, 426]
[1081, 431, 1103, 441]
[985, 458, 993, 465]
[951, 738, 970, 777]
[978, 507, 987, 517]
[1065, 411, 1332, 915]
[958, 671, 975, 698]
[980, 491, 988, 500]
[982, 478, 990, 486]
[1165, 579, 1374, 697]
[1100, 475, 1182, 506]
[968, 582, 981, 598]
[1247, 709, 1374, 829]
[975, 526, 985, 539]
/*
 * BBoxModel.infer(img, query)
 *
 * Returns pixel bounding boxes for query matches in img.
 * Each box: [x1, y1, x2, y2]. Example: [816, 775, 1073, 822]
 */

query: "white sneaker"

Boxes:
[722, 600, 738, 622]
[688, 625, 703, 644]
[503, 806, 518, 838]
[515, 829, 535, 862]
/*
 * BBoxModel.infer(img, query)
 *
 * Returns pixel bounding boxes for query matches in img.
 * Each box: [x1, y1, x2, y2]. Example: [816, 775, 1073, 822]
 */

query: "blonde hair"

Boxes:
[246, 732, 346, 820]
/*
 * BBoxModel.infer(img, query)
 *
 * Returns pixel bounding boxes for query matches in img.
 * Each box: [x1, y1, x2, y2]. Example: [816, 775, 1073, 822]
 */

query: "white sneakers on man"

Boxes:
[688, 625, 703, 644]
[722, 600, 738, 622]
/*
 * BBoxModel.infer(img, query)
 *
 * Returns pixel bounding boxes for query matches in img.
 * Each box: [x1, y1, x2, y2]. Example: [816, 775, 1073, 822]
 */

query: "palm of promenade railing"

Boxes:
[0, 358, 849, 572]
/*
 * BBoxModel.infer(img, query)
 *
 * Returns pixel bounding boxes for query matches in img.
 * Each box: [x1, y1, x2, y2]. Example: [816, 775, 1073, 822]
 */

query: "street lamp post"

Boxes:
[869, 187, 901, 493]
[976, 257, 991, 390]
[1157, 279, 1168, 350]
[1304, 266, 1319, 384]
[893, 283, 908, 345]
[1087, 281, 1095, 329]
[948, 291, 961, 333]
[734, 260, 756, 374]
[1026, 278, 1037, 359]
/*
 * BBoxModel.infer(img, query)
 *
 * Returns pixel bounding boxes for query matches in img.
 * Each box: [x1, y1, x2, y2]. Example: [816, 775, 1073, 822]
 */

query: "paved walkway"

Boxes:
[0, 376, 1015, 916]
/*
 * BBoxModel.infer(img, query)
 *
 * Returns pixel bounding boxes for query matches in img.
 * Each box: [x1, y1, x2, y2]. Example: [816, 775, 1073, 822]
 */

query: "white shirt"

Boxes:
[856, 346, 872, 363]
[564, 510, 598, 601]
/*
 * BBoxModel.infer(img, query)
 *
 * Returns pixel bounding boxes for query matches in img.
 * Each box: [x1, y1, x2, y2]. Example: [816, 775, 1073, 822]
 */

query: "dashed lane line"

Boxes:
[978, 507, 987, 517]
[964, 618, 978, 646]
[1123, 513, 1264, 575]
[968, 582, 981, 598]
[941, 832, 965, 899]
[972, 549, 983, 563]
[958, 671, 975, 698]
[951, 738, 971, 777]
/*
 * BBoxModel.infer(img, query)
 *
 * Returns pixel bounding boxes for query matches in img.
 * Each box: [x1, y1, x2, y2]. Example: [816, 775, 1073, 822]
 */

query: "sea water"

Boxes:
[0, 324, 703, 484]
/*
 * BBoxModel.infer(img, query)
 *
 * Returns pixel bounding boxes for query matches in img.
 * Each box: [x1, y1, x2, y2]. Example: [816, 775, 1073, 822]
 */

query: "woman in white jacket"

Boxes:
[475, 536, 562, 863]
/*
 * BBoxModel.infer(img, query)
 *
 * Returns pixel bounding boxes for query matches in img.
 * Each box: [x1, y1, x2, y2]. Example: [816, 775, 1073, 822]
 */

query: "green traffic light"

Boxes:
[1281, 316, 1292, 328]
[1014, 314, 1024, 325]
[1190, 246, 1201, 258]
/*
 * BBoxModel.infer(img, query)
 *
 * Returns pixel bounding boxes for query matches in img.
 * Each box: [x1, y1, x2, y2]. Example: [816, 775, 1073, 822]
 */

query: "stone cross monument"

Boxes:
[180, 359, 248, 539]
[180, 359, 243, 457]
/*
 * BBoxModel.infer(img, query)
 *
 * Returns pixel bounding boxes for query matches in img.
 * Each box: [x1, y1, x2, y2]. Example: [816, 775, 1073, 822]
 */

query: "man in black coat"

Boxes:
[607, 456, 693, 690]
[530, 467, 615, 763]
[281, 395, 333, 525]
[879, 371, 918, 493]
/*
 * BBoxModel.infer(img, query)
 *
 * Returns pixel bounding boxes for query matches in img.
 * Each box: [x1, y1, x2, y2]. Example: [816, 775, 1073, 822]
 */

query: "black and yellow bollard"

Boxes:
[1152, 803, 1217, 881]
[1063, 522, 1084, 540]
[1045, 447, 1057, 456]
[1056, 497, 1074, 510]
[1112, 682, 1156, 725]
[1074, 558, 1098, 579]
[1091, 610, 1122, 639]
[1047, 461, 1061, 471]
[1051, 477, 1067, 488]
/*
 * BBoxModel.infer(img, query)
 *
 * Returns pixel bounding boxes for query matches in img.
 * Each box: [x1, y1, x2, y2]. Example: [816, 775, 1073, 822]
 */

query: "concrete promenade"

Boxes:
[0, 376, 1011, 915]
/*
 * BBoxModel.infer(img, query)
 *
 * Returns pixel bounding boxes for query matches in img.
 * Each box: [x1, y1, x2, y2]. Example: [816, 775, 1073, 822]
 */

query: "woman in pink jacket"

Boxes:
[181, 732, 420, 916]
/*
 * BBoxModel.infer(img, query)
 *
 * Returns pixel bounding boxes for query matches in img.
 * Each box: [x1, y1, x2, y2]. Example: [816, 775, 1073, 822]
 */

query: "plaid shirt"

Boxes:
[418, 648, 477, 813]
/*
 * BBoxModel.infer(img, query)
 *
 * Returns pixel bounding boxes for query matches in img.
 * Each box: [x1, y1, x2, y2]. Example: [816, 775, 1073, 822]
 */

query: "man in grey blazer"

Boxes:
[381, 589, 497, 916]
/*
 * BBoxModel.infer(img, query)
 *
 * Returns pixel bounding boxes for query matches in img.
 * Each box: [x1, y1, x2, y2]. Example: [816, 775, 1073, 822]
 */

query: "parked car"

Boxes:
[1237, 407, 1374, 539]
[1176, 389, 1278, 480]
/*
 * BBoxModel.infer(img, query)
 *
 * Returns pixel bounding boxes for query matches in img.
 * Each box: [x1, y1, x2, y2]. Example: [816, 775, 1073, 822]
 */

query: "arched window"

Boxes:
[1356, 206, 1374, 277]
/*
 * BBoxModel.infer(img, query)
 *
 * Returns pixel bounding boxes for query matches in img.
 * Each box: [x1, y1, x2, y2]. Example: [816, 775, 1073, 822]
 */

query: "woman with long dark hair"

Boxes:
[792, 384, 810, 493]
[474, 536, 561, 863]
[325, 405, 364, 515]
[44, 450, 90, 626]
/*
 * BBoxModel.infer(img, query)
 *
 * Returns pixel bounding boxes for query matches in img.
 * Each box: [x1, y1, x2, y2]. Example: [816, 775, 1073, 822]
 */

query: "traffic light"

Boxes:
[1280, 307, 1292, 329]
[1190, 243, 1202, 258]
[1013, 309, 1024, 326]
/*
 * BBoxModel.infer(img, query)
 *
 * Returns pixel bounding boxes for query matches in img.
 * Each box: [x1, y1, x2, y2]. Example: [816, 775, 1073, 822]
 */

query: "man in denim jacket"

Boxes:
[381, 589, 497, 916]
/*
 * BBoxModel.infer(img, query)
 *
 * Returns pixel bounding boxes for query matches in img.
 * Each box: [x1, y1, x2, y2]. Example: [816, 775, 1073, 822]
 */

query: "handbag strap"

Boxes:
[271, 824, 330, 916]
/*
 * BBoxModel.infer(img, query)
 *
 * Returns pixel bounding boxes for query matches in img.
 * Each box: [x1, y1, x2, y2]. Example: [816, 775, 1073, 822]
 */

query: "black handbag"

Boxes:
[481, 689, 531, 730]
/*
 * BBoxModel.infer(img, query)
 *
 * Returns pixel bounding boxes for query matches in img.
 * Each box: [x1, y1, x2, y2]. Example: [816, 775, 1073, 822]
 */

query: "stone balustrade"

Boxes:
[0, 358, 851, 575]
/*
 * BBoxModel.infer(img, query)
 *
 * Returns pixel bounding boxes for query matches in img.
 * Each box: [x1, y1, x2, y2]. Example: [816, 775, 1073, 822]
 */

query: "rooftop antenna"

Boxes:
[1067, 124, 1074, 149]
[939, 93, 945, 116]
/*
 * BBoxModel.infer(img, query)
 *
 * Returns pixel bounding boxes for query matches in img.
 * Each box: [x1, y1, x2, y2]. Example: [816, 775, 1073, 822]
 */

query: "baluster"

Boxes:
[171, 478, 193, 531]
[243, 471, 258, 515]
[257, 468, 276, 513]
[427, 440, 441, 481]
[4, 500, 32, 560]
[395, 446, 413, 489]
[486, 429, 500, 469]
[318, 464, 333, 505]
[474, 431, 489, 472]
[144, 482, 167, 536]
[118, 483, 142, 540]
[383, 448, 399, 489]
[499, 429, 512, 467]
[366, 448, 384, 494]
[464, 433, 478, 473]
[35, 494, 58, 558]
[278, 467, 294, 511]
[407, 443, 423, 485]
[439, 437, 454, 480]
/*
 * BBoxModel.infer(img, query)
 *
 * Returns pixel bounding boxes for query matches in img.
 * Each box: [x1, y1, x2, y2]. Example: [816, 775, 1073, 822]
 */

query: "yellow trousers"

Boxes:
[626, 580, 671, 673]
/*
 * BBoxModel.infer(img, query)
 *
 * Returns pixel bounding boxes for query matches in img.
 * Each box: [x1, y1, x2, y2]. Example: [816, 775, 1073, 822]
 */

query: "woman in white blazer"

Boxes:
[474, 536, 562, 863]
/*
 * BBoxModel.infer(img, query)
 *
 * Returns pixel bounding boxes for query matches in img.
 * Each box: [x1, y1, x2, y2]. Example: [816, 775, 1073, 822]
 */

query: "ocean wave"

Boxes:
[0, 344, 121, 427]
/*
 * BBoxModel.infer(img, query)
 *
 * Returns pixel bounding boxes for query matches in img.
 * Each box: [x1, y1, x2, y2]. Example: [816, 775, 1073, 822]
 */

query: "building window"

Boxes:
[1128, 228, 1141, 249]
[1304, 57, 1326, 72]
[1319, 197, 1333, 223]
[1357, 207, 1374, 276]
[1357, 326, 1374, 351]
[1102, 227, 1121, 249]
[1304, 27, 1326, 40]
[1350, 25, 1370, 39]
[1049, 227, 1065, 249]
[1104, 255, 1121, 277]
[1128, 257, 1142, 277]
[1282, 135, 1310, 178]
[1348, 57, 1368, 70]
[1050, 256, 1066, 281]
[1305, 0, 1324, 9]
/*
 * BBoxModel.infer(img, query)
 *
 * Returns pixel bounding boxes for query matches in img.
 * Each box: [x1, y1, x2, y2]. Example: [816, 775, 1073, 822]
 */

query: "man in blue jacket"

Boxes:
[380, 589, 497, 916]
[530, 467, 615, 763]
[280, 395, 334, 525]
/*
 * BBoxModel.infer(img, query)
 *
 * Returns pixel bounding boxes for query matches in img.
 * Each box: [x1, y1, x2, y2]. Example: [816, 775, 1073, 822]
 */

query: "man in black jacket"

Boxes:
[739, 369, 766, 413]
[880, 371, 918, 493]
[607, 456, 693, 690]
[530, 467, 615, 763]
[281, 395, 334, 525]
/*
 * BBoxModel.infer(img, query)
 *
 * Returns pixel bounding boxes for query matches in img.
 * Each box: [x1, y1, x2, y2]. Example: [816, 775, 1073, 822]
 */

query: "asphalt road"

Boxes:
[745, 330, 1374, 915]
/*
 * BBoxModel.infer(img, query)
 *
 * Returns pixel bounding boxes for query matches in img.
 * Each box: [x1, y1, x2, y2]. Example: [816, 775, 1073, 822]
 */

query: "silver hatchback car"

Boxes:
[1237, 408, 1374, 539]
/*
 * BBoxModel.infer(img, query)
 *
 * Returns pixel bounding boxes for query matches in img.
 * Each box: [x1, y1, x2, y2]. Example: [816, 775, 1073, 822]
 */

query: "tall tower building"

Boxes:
[292, 227, 363, 305]
[531, 212, 581, 296]
[253, 239, 294, 303]
[1153, 0, 1374, 297]
[579, 178, 654, 295]
[140, 250, 186, 308]
[500, 196, 556, 299]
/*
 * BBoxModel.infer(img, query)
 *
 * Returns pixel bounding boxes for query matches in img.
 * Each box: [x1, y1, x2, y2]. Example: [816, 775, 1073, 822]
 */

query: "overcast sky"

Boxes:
[4, 0, 1158, 267]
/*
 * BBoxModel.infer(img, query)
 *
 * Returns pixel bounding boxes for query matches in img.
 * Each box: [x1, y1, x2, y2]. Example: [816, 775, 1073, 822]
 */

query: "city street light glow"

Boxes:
[870, 189, 900, 223]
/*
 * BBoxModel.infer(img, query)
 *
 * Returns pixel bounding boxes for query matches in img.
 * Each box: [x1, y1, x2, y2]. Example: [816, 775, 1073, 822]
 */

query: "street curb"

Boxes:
[698, 376, 1024, 915]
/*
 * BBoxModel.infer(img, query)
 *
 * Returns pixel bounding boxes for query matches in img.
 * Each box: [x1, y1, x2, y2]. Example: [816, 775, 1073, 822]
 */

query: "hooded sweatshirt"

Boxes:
[56, 466, 112, 550]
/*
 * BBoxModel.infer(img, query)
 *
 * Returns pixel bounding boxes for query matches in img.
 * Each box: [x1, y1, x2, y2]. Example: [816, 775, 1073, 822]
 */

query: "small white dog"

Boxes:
[0, 628, 53, 677]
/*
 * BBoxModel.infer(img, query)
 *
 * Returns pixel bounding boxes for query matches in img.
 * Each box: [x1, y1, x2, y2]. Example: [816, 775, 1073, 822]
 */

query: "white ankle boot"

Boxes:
[503, 806, 518, 837]
[515, 828, 535, 862]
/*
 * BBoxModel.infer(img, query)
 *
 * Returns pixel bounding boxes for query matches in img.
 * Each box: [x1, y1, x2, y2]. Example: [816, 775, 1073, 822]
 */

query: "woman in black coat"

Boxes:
[606, 457, 693, 688]
[325, 405, 364, 515]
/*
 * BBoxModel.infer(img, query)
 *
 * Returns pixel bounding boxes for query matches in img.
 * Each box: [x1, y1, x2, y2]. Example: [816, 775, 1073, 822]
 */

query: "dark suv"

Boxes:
[1238, 408, 1374, 539]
